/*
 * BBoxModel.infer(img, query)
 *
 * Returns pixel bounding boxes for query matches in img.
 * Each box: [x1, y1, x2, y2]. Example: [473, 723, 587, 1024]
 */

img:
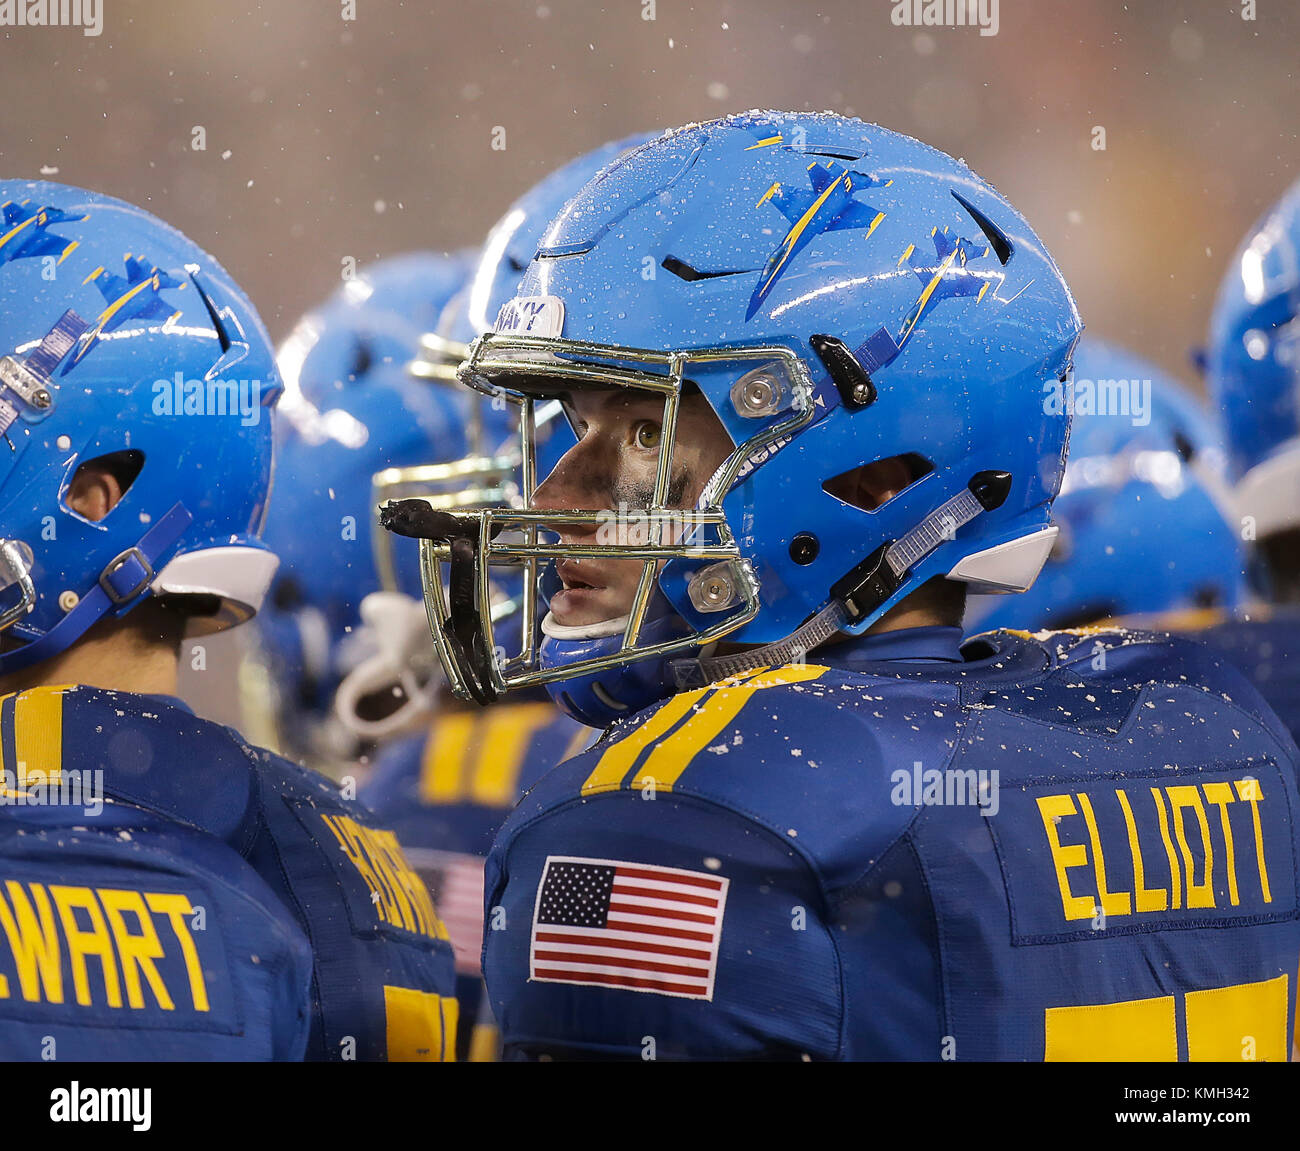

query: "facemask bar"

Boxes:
[371, 453, 518, 594]
[398, 332, 822, 704]
[408, 330, 487, 456]
[0, 539, 36, 631]
[0, 312, 90, 634]
[375, 323, 517, 592]
[409, 331, 471, 383]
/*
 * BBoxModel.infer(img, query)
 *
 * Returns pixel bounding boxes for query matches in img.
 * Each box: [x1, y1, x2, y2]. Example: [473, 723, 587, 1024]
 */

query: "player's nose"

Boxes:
[533, 434, 615, 522]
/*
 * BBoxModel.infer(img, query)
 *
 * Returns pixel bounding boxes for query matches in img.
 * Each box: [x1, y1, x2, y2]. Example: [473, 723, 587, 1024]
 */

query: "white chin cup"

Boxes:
[151, 545, 280, 635]
[1234, 443, 1300, 540]
[945, 526, 1060, 594]
[541, 611, 631, 640]
[334, 591, 441, 740]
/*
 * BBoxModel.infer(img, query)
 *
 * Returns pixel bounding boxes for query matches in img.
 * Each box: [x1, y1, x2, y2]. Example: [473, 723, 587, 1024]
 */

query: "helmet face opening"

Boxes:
[388, 330, 837, 705]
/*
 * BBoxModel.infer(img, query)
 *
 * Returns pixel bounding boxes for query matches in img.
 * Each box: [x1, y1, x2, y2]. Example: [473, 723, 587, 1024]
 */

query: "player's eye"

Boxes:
[632, 420, 661, 451]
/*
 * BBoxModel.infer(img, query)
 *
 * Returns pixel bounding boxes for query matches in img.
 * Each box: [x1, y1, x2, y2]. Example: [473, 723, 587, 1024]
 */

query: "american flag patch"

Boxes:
[529, 856, 729, 1001]
[407, 848, 487, 976]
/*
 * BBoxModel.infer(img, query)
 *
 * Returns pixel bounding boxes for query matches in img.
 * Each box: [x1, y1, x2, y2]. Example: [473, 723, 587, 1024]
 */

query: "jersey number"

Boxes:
[384, 985, 459, 1061]
[1044, 973, 1288, 1061]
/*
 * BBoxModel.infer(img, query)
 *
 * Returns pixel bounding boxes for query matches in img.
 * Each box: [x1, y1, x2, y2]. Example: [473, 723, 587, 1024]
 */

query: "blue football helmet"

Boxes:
[968, 338, 1245, 631]
[0, 181, 282, 675]
[383, 112, 1082, 726]
[256, 253, 471, 750]
[1207, 177, 1300, 546]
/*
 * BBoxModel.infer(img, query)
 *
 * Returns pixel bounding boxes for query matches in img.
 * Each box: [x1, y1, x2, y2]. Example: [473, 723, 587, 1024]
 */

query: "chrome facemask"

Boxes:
[380, 331, 824, 705]
[0, 539, 36, 631]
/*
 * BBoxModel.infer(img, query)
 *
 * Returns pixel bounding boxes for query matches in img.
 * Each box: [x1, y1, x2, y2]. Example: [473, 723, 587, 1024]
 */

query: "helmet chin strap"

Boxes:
[677, 471, 1011, 685]
[0, 502, 193, 674]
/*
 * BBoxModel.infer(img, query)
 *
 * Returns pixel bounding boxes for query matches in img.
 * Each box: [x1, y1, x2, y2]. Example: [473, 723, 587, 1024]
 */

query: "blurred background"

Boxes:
[2, 0, 1295, 723]
[3, 0, 1296, 372]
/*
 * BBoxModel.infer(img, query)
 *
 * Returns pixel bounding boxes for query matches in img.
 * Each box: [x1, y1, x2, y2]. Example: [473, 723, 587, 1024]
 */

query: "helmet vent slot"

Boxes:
[350, 338, 373, 380]
[661, 256, 753, 283]
[822, 454, 934, 512]
[188, 270, 233, 354]
[951, 191, 1013, 266]
[799, 147, 866, 161]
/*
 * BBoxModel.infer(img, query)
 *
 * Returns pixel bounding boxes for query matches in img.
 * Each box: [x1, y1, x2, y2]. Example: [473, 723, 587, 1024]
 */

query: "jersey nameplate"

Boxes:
[0, 871, 237, 1031]
[989, 760, 1296, 943]
[299, 804, 450, 944]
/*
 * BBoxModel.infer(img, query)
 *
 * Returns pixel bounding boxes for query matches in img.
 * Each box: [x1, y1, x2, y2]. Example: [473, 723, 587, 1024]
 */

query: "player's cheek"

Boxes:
[614, 446, 662, 510]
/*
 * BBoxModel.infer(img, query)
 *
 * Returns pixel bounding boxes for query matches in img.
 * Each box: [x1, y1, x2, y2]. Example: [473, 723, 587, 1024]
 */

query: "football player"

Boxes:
[0, 183, 457, 1061]
[361, 137, 655, 1058]
[253, 250, 473, 771]
[968, 337, 1245, 631]
[386, 113, 1300, 1060]
[1181, 179, 1300, 746]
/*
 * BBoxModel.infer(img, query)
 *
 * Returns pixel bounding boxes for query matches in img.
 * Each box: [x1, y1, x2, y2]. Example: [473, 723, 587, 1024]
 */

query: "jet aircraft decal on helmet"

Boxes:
[0, 200, 86, 268]
[70, 254, 188, 366]
[850, 225, 1003, 377]
[747, 159, 889, 321]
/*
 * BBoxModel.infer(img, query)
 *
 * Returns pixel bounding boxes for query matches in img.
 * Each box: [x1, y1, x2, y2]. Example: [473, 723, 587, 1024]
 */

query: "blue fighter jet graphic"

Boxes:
[67, 254, 187, 367]
[896, 225, 999, 345]
[747, 160, 888, 320]
[0, 200, 86, 267]
[849, 227, 1003, 377]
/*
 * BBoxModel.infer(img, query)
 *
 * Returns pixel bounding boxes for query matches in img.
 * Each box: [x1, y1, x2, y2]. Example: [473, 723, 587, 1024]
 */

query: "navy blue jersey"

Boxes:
[483, 628, 1300, 1061]
[1, 689, 313, 1060]
[11, 684, 459, 1061]
[362, 697, 592, 1059]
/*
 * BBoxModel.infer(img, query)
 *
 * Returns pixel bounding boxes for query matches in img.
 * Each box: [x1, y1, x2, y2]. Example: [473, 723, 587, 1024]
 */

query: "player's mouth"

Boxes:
[549, 558, 620, 625]
[555, 558, 602, 592]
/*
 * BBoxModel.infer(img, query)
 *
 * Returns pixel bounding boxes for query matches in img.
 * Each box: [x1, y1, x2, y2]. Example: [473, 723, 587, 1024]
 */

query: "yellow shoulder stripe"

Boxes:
[581, 664, 828, 796]
[1, 685, 70, 789]
[419, 701, 556, 807]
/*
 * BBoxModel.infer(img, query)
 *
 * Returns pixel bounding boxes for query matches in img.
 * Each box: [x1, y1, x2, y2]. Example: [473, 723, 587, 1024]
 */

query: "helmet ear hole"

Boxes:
[822, 453, 933, 512]
[350, 337, 373, 379]
[64, 450, 145, 522]
[1193, 585, 1222, 608]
